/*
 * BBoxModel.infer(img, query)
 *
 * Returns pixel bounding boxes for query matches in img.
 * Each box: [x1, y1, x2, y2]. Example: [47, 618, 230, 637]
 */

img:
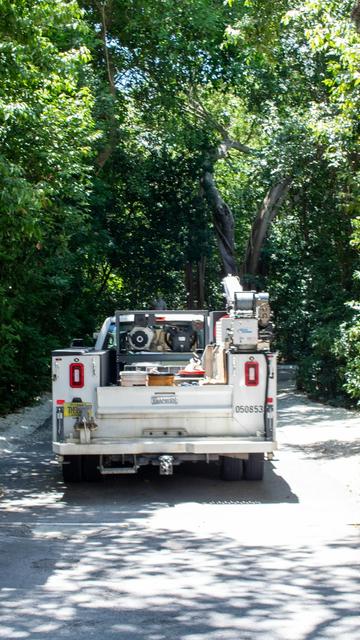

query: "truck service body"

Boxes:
[52, 277, 277, 481]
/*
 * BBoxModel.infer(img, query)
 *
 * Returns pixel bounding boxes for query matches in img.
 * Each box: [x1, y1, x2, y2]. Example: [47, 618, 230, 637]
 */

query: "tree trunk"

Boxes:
[352, 1, 360, 32]
[185, 262, 195, 308]
[241, 178, 291, 280]
[197, 255, 206, 308]
[184, 99, 255, 278]
[95, 1, 118, 174]
[201, 166, 238, 276]
[185, 258, 207, 308]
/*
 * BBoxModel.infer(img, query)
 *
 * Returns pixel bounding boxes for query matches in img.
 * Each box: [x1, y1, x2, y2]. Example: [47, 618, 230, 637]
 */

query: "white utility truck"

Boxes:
[52, 276, 277, 482]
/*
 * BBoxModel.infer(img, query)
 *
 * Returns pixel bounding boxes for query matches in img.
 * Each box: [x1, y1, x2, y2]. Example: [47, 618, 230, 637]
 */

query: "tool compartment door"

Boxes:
[229, 353, 269, 435]
[52, 351, 108, 442]
[96, 385, 234, 437]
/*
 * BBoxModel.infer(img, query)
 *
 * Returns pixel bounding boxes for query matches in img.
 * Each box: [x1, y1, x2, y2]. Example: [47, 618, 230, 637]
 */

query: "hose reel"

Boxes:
[128, 326, 154, 351]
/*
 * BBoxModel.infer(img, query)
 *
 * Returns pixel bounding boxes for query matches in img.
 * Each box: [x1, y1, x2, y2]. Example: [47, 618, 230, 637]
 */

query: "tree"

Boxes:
[0, 0, 96, 410]
[1, 0, 359, 411]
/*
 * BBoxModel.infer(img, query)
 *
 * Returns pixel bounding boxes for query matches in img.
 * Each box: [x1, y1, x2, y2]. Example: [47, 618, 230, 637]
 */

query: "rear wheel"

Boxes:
[82, 455, 102, 482]
[62, 455, 82, 483]
[220, 456, 243, 481]
[243, 453, 264, 481]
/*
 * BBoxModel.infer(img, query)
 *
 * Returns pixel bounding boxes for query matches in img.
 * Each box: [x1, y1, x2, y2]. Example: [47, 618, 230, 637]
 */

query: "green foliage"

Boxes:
[334, 306, 360, 403]
[1, 0, 359, 412]
[296, 324, 346, 403]
[277, 0, 360, 402]
[0, 0, 97, 412]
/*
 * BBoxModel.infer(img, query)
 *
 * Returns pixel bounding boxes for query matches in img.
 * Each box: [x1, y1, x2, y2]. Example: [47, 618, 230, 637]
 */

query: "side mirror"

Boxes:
[93, 332, 99, 340]
[70, 338, 84, 347]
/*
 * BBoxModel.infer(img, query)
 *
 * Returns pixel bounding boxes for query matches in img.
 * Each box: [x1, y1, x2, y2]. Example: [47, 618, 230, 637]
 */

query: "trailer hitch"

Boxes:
[159, 455, 174, 475]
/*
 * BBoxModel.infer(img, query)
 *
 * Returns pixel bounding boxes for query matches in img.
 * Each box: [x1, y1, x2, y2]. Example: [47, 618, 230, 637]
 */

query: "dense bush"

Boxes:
[0, 0, 97, 412]
[335, 311, 360, 403]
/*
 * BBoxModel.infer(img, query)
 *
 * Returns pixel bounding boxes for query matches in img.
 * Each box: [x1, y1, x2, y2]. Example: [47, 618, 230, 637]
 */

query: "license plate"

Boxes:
[63, 402, 93, 418]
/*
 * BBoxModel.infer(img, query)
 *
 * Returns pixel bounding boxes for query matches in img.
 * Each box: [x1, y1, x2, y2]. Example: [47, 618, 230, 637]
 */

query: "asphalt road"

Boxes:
[0, 385, 359, 640]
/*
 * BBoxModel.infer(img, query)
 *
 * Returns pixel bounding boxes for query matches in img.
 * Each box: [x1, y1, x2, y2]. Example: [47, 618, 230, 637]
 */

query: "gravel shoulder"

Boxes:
[0, 394, 52, 455]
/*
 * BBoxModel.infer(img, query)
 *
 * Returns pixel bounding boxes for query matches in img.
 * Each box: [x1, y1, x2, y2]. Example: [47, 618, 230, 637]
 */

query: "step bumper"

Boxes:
[53, 437, 277, 456]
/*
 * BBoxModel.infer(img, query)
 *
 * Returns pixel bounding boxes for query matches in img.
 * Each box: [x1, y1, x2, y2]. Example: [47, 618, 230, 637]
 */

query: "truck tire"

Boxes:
[83, 455, 101, 482]
[62, 455, 82, 483]
[220, 456, 243, 481]
[243, 453, 264, 481]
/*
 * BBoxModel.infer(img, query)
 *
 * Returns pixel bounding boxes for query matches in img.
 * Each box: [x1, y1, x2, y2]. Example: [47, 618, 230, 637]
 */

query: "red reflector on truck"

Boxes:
[69, 363, 84, 388]
[245, 361, 259, 386]
[56, 399, 65, 405]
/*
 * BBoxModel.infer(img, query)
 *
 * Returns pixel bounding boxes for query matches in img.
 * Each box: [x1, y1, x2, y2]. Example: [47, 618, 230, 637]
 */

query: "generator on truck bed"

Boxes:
[52, 276, 277, 482]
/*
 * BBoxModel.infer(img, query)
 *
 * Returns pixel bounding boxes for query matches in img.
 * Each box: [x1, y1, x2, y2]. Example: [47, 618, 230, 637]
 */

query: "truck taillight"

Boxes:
[245, 361, 259, 386]
[69, 363, 84, 388]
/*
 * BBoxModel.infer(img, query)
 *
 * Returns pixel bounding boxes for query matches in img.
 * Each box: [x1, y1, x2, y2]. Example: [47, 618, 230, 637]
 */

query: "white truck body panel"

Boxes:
[52, 351, 277, 456]
[52, 298, 277, 479]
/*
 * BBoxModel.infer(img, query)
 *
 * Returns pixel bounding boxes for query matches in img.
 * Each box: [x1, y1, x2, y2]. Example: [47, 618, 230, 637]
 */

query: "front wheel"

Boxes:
[62, 455, 82, 483]
[220, 456, 243, 481]
[243, 453, 264, 481]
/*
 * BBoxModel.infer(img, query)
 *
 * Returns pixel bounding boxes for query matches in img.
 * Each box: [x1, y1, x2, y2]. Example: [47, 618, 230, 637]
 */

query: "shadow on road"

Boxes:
[282, 439, 360, 460]
[0, 455, 299, 527]
[0, 415, 299, 524]
[0, 520, 358, 639]
[0, 419, 359, 639]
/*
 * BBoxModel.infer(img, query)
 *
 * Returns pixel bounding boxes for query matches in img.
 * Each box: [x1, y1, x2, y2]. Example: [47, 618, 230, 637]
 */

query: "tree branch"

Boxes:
[201, 163, 238, 276]
[187, 93, 256, 155]
[99, 1, 116, 98]
[241, 177, 292, 279]
[96, 263, 112, 296]
[227, 138, 256, 154]
[95, 1, 118, 174]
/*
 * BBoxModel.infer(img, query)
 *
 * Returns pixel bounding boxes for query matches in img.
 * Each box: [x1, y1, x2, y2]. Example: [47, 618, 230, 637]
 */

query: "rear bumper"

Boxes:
[53, 437, 277, 456]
